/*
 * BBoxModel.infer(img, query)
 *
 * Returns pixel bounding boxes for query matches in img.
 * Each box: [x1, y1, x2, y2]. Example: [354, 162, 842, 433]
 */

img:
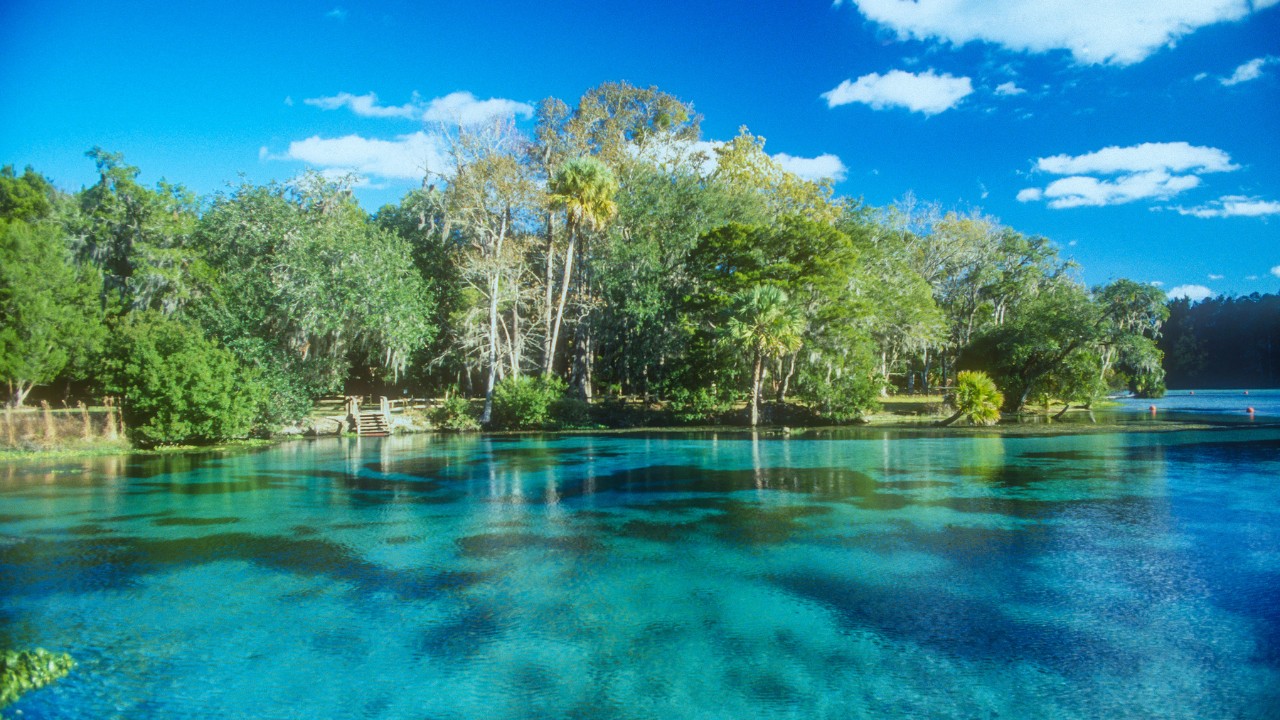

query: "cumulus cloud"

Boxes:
[302, 90, 534, 125]
[1272, 265, 1280, 279]
[1221, 56, 1278, 86]
[305, 92, 419, 119]
[1150, 281, 1164, 287]
[282, 132, 446, 180]
[772, 153, 848, 182]
[994, 82, 1025, 96]
[1037, 172, 1201, 209]
[422, 91, 534, 125]
[837, 0, 1266, 66]
[1208, 273, 1225, 280]
[1167, 284, 1214, 302]
[1036, 142, 1238, 175]
[822, 69, 973, 115]
[1170, 195, 1280, 218]
[1018, 142, 1238, 209]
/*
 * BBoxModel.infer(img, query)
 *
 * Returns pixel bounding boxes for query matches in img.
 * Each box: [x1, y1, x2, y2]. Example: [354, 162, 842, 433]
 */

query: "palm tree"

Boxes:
[939, 370, 1003, 426]
[728, 285, 804, 426]
[545, 157, 618, 397]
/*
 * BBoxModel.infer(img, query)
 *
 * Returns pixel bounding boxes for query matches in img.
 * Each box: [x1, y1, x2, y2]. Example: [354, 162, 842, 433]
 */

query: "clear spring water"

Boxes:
[2, 426, 1279, 719]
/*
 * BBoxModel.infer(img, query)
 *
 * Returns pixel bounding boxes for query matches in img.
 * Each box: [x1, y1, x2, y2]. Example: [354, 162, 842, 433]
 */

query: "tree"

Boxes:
[727, 285, 804, 426]
[0, 219, 104, 406]
[546, 156, 618, 397]
[435, 119, 540, 424]
[192, 175, 435, 422]
[72, 148, 202, 313]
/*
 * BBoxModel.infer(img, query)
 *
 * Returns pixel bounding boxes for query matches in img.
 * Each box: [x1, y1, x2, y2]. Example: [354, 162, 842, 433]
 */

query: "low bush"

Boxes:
[432, 393, 479, 431]
[666, 387, 735, 424]
[104, 312, 262, 446]
[489, 375, 568, 430]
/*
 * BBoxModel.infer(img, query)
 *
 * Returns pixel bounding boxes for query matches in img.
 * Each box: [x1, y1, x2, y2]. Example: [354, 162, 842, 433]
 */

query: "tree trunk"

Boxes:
[8, 380, 32, 408]
[481, 270, 500, 425]
[542, 212, 556, 373]
[1054, 402, 1071, 419]
[750, 352, 763, 426]
[547, 226, 576, 377]
[777, 352, 797, 403]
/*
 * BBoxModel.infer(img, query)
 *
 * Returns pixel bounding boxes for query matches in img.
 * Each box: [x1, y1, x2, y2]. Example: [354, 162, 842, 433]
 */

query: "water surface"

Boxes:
[2, 428, 1278, 718]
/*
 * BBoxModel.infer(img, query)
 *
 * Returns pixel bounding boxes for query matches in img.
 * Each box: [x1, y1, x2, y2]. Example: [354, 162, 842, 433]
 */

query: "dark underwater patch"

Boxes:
[152, 516, 240, 527]
[456, 531, 603, 559]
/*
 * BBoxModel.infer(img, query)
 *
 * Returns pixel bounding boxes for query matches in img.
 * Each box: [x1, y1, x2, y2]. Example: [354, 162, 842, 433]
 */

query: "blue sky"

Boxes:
[3, 0, 1278, 299]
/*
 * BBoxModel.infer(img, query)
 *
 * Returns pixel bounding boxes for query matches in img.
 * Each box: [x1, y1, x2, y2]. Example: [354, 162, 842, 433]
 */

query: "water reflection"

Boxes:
[1, 428, 1277, 719]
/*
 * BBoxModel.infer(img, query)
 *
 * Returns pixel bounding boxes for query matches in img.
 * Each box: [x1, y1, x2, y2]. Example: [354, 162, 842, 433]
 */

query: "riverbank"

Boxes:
[3, 396, 1265, 465]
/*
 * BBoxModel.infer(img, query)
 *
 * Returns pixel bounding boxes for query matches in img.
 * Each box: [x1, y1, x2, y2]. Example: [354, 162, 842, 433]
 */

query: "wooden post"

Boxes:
[80, 402, 91, 439]
[104, 398, 118, 441]
[41, 400, 57, 443]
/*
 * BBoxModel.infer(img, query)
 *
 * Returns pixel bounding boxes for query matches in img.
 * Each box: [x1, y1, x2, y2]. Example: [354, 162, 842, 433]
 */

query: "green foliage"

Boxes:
[666, 386, 736, 424]
[550, 396, 595, 429]
[1130, 370, 1167, 398]
[0, 165, 55, 222]
[432, 394, 480, 431]
[104, 313, 261, 445]
[1, 648, 75, 710]
[800, 347, 883, 422]
[0, 218, 105, 406]
[948, 370, 1004, 426]
[490, 375, 569, 430]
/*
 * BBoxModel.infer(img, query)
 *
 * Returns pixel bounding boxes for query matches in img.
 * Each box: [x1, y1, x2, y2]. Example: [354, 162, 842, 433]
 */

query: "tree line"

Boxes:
[1, 82, 1171, 443]
[1161, 294, 1280, 389]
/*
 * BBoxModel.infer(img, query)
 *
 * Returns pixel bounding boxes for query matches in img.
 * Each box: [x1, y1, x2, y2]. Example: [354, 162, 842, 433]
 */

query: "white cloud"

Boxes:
[1246, 274, 1260, 280]
[840, 0, 1265, 66]
[1272, 265, 1280, 279]
[422, 91, 534, 125]
[1150, 281, 1164, 287]
[994, 82, 1025, 96]
[325, 7, 347, 20]
[822, 69, 973, 115]
[1019, 142, 1238, 209]
[1037, 171, 1201, 209]
[1221, 56, 1278, 85]
[1208, 273, 1225, 280]
[1036, 142, 1238, 175]
[282, 132, 446, 180]
[772, 153, 848, 182]
[1171, 195, 1280, 218]
[1167, 284, 1214, 302]
[305, 92, 419, 119]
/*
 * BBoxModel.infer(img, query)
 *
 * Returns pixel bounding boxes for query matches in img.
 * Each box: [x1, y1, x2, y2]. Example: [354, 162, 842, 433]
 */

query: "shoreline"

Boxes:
[3, 410, 1273, 465]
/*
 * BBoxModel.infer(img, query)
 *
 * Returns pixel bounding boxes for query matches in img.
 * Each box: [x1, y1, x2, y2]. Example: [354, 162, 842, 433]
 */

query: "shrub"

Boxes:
[942, 370, 1003, 426]
[551, 396, 595, 429]
[104, 313, 261, 446]
[432, 393, 479, 431]
[802, 368, 882, 422]
[489, 375, 567, 430]
[666, 386, 734, 424]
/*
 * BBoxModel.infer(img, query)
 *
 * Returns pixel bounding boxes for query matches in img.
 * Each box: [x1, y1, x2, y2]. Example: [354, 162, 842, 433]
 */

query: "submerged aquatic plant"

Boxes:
[1, 648, 75, 712]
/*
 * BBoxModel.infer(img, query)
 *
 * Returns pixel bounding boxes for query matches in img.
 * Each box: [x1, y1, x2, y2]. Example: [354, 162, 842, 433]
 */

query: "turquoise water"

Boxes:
[2, 429, 1279, 719]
